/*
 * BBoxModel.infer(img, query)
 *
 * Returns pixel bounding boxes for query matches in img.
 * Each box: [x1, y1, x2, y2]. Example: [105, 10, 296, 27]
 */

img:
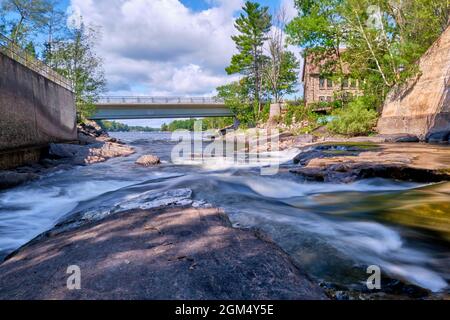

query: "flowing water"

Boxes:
[0, 132, 449, 296]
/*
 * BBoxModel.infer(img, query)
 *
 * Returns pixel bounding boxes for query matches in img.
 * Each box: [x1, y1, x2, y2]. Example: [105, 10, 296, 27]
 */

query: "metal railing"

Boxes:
[97, 96, 225, 104]
[0, 33, 74, 92]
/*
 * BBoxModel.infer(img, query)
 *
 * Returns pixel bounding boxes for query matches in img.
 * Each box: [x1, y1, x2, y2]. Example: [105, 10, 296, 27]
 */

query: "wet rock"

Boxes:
[49, 143, 88, 158]
[77, 132, 97, 145]
[291, 143, 450, 183]
[136, 155, 161, 166]
[0, 206, 327, 300]
[77, 120, 108, 139]
[0, 171, 39, 190]
[426, 131, 450, 144]
[54, 189, 194, 233]
[49, 142, 135, 166]
[392, 135, 420, 143]
[293, 143, 376, 165]
[295, 134, 316, 145]
[377, 134, 421, 143]
[382, 279, 430, 299]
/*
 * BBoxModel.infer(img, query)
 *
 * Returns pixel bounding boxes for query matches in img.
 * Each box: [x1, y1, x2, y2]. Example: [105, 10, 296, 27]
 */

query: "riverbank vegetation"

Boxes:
[220, 0, 449, 136]
[160, 117, 234, 132]
[220, 2, 300, 127]
[0, 0, 106, 122]
[97, 120, 159, 133]
[285, 0, 449, 135]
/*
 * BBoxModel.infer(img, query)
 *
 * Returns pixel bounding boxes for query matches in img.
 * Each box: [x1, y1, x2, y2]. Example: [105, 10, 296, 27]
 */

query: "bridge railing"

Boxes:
[97, 96, 225, 104]
[0, 33, 74, 92]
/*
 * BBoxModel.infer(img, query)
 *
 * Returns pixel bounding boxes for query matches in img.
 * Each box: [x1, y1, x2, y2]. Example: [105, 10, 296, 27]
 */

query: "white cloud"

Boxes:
[69, 0, 243, 96]
[281, 0, 297, 21]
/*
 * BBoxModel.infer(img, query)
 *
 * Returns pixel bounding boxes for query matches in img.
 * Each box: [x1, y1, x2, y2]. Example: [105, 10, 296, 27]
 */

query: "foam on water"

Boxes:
[0, 179, 133, 253]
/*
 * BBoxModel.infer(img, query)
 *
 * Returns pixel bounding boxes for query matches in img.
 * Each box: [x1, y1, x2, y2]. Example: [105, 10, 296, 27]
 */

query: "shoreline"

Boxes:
[0, 122, 135, 191]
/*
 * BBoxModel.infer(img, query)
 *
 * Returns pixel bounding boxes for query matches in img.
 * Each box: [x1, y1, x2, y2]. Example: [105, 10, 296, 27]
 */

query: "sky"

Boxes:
[63, 0, 302, 127]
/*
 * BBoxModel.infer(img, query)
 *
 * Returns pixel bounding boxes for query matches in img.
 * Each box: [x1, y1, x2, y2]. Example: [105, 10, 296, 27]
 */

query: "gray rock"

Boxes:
[77, 132, 97, 145]
[136, 155, 161, 166]
[49, 143, 88, 158]
[0, 206, 327, 300]
[393, 135, 420, 143]
[295, 134, 315, 145]
[378, 134, 421, 143]
[426, 131, 450, 143]
[0, 171, 38, 190]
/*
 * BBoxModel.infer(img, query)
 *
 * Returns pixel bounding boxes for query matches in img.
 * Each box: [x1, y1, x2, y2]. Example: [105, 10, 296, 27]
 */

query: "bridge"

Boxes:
[90, 96, 233, 120]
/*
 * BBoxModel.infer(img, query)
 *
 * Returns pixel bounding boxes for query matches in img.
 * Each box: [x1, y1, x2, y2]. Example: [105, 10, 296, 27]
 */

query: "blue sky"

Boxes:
[61, 0, 300, 128]
[180, 0, 281, 11]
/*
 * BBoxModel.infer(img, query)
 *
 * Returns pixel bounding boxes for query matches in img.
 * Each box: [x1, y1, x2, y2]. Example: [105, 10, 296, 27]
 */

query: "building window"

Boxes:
[342, 77, 349, 88]
[327, 79, 333, 88]
[319, 77, 325, 89]
[319, 96, 325, 102]
[326, 96, 332, 102]
[343, 92, 353, 101]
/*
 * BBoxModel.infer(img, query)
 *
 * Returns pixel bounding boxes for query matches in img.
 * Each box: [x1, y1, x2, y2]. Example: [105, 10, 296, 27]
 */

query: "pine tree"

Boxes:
[226, 1, 272, 115]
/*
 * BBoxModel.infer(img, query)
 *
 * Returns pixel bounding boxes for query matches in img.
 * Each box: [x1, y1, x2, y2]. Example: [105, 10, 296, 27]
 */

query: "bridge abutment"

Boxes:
[0, 52, 77, 169]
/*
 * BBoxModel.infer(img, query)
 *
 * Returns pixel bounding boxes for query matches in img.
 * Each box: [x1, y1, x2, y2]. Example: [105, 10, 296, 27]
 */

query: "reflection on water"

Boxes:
[0, 132, 448, 295]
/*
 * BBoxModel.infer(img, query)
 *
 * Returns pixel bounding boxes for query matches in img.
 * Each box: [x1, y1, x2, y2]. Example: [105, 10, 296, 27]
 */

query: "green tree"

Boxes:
[1, 0, 53, 46]
[161, 123, 169, 132]
[49, 21, 106, 122]
[287, 0, 450, 111]
[286, 0, 346, 85]
[42, 0, 69, 66]
[24, 40, 36, 57]
[216, 80, 256, 127]
[226, 1, 272, 114]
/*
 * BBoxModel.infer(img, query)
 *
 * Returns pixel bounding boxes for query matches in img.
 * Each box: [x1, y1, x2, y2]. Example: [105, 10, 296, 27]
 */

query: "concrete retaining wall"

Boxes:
[377, 26, 450, 140]
[0, 52, 76, 168]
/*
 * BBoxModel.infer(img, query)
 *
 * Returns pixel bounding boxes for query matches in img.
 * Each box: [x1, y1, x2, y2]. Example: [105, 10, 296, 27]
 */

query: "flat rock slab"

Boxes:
[291, 143, 450, 183]
[0, 206, 326, 300]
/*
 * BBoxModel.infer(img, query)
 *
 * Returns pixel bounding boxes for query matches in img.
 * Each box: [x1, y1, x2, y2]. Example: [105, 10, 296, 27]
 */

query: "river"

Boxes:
[0, 132, 449, 297]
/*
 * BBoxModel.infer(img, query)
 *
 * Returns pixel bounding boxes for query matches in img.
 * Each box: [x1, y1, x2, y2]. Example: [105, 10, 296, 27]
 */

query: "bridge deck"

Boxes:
[91, 96, 233, 120]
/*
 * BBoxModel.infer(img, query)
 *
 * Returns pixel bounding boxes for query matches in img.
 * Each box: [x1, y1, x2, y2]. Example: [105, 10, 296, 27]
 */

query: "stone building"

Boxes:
[302, 52, 361, 105]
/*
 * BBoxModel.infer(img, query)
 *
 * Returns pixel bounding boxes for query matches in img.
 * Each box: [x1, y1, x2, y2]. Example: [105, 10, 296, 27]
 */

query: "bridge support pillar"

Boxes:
[233, 117, 240, 130]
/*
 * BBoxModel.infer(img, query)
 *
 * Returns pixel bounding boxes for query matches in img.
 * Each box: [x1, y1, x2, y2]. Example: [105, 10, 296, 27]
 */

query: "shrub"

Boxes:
[327, 98, 378, 136]
[284, 104, 318, 126]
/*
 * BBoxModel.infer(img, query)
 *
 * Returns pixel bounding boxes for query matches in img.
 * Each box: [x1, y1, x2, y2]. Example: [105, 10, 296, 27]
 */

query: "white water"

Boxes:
[0, 132, 448, 294]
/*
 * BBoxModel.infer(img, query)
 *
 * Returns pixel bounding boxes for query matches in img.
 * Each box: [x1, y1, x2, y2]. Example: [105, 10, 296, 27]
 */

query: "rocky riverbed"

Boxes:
[0, 129, 449, 300]
[290, 142, 450, 183]
[0, 122, 135, 190]
[0, 191, 326, 300]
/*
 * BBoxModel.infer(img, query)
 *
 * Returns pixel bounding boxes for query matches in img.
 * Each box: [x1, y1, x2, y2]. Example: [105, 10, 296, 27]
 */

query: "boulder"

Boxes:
[77, 120, 108, 138]
[0, 171, 38, 190]
[426, 131, 450, 143]
[77, 132, 97, 145]
[136, 155, 161, 166]
[49, 142, 135, 166]
[49, 143, 89, 158]
[377, 25, 450, 140]
[0, 206, 327, 300]
[295, 134, 316, 145]
[392, 134, 421, 143]
[291, 143, 450, 183]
